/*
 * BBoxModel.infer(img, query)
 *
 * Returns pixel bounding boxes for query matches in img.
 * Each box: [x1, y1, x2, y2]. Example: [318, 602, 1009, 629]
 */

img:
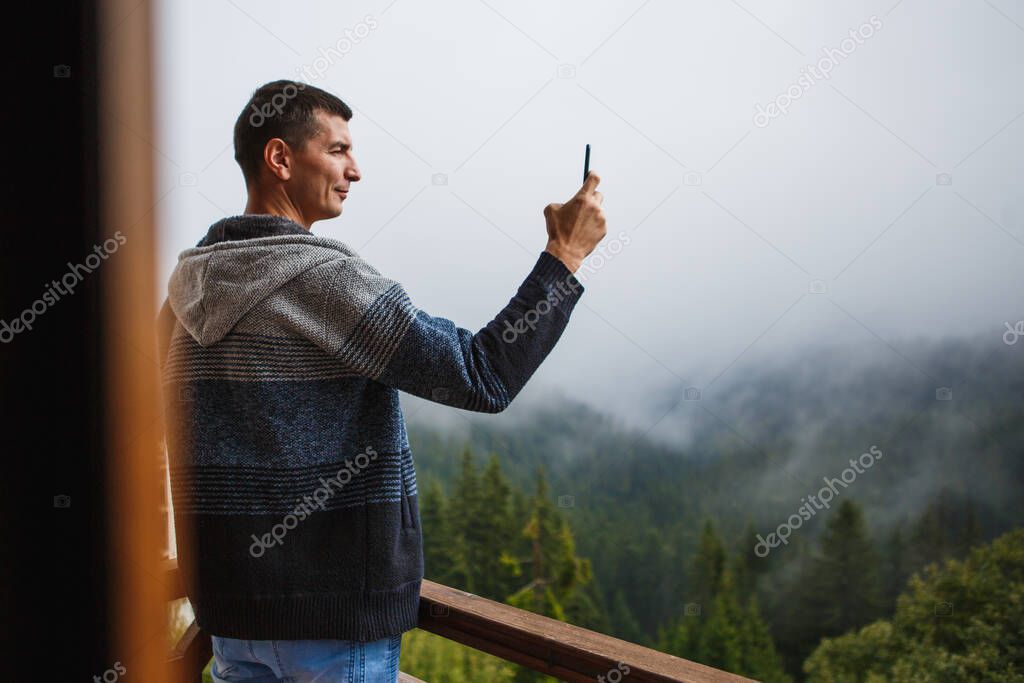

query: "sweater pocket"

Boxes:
[398, 449, 418, 530]
[400, 478, 414, 529]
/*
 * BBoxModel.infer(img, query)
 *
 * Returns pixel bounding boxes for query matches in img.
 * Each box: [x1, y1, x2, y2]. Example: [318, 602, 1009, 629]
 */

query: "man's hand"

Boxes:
[543, 171, 607, 274]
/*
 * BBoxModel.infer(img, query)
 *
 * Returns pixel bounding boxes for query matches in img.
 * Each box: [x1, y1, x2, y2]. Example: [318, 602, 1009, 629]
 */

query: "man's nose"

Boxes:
[346, 158, 361, 182]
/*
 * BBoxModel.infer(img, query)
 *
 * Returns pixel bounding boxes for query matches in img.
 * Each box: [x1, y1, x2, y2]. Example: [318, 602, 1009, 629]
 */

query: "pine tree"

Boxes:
[738, 593, 792, 683]
[909, 489, 952, 570]
[562, 567, 612, 634]
[659, 523, 791, 682]
[448, 445, 489, 593]
[692, 566, 743, 673]
[690, 519, 727, 611]
[802, 499, 883, 639]
[735, 519, 768, 602]
[658, 520, 726, 665]
[506, 467, 590, 621]
[475, 453, 518, 601]
[960, 497, 982, 555]
[608, 588, 646, 645]
[882, 524, 911, 613]
[420, 477, 454, 583]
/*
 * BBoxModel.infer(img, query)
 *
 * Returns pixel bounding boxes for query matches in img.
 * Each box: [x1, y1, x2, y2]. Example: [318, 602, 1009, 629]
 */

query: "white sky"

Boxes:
[154, 0, 1024, 438]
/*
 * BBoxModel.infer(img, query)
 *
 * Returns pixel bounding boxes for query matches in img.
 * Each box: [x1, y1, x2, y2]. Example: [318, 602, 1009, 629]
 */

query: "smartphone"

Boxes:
[584, 144, 591, 182]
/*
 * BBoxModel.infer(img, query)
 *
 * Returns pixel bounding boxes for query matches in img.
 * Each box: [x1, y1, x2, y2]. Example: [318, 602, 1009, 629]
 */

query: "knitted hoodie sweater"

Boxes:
[157, 213, 584, 641]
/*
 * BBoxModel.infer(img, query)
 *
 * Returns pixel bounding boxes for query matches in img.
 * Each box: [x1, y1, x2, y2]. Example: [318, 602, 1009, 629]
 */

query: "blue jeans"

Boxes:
[209, 633, 402, 682]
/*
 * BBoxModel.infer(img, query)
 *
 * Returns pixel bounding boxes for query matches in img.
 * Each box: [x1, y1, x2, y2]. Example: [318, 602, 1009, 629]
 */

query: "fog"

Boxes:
[154, 0, 1024, 443]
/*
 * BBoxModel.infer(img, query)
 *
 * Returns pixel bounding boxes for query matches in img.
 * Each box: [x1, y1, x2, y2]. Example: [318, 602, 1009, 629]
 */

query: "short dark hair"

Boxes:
[233, 80, 353, 188]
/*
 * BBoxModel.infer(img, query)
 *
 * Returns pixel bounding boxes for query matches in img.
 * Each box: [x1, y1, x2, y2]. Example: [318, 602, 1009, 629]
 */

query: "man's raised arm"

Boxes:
[301, 172, 607, 412]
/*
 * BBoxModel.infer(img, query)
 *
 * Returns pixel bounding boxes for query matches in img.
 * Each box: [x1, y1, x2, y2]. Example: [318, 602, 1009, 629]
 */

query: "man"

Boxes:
[158, 79, 606, 682]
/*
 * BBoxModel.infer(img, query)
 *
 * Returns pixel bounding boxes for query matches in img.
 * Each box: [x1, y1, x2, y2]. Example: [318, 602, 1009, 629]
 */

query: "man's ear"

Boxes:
[264, 138, 293, 181]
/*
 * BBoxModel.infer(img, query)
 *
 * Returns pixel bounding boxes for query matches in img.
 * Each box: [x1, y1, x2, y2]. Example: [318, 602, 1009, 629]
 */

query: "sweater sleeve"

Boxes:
[310, 251, 585, 413]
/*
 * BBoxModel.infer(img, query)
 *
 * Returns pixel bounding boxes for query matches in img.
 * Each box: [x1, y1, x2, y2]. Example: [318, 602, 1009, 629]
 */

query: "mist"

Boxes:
[154, 0, 1024, 446]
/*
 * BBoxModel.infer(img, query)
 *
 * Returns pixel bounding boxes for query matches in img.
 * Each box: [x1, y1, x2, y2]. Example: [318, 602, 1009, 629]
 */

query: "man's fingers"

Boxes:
[579, 170, 601, 195]
[593, 191, 603, 205]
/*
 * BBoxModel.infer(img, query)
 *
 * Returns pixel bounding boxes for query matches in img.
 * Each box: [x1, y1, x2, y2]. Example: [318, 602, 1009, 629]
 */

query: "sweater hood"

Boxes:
[167, 214, 358, 346]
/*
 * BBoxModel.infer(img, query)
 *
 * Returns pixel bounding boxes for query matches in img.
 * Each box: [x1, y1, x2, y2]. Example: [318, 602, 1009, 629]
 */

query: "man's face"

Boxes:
[288, 110, 361, 223]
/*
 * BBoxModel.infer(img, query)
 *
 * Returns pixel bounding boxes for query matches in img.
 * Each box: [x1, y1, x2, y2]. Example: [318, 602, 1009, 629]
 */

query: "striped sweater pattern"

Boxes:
[157, 214, 584, 641]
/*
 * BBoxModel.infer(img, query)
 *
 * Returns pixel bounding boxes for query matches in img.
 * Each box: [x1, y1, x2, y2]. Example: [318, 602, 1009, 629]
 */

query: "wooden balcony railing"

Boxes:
[164, 559, 755, 683]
